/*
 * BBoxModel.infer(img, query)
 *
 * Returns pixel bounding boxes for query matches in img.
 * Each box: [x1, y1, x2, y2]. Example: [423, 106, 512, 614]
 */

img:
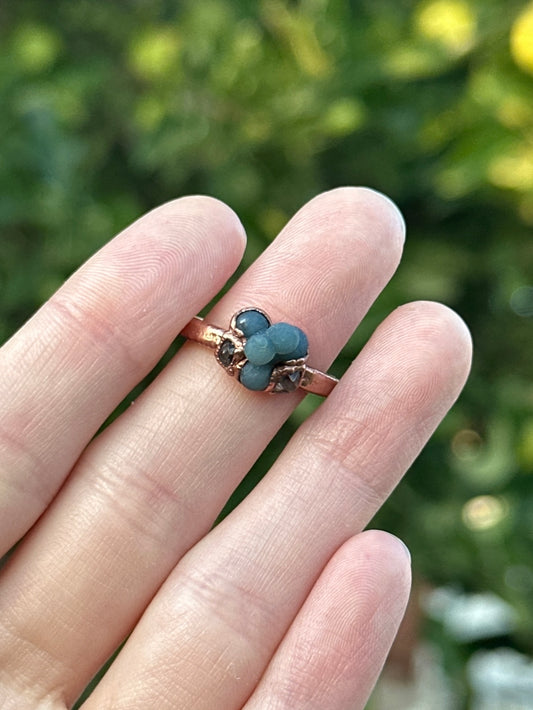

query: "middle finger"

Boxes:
[0, 188, 404, 706]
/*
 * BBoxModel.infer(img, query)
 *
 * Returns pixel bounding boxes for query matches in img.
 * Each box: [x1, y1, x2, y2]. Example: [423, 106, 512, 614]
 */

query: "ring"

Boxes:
[180, 307, 338, 396]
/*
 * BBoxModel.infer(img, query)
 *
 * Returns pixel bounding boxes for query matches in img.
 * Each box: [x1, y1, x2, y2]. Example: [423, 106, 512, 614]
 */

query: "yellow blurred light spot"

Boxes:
[242, 116, 272, 143]
[290, 22, 332, 78]
[518, 419, 533, 470]
[129, 27, 181, 81]
[386, 46, 443, 79]
[12, 24, 61, 73]
[135, 96, 166, 131]
[415, 0, 477, 54]
[452, 429, 483, 461]
[497, 95, 533, 128]
[462, 495, 508, 531]
[260, 0, 332, 78]
[468, 69, 508, 110]
[511, 2, 533, 75]
[233, 21, 262, 59]
[321, 98, 366, 137]
[488, 149, 533, 191]
[435, 165, 473, 199]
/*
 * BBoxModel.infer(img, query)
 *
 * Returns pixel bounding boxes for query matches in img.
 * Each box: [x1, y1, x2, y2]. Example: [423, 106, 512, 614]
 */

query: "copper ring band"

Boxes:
[180, 310, 338, 397]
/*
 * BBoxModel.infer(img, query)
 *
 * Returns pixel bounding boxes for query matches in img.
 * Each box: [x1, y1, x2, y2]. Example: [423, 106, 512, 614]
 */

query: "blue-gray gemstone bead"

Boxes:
[268, 322, 300, 355]
[239, 362, 272, 391]
[285, 328, 308, 360]
[244, 333, 276, 366]
[235, 309, 270, 337]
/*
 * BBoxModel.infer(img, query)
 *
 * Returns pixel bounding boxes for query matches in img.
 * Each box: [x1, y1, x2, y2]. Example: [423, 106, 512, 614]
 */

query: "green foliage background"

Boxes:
[1, 0, 532, 704]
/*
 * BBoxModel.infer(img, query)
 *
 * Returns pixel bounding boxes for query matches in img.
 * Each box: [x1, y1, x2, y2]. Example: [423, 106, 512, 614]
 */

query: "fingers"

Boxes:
[0, 188, 405, 706]
[243, 531, 411, 710]
[0, 196, 246, 554]
[80, 301, 471, 710]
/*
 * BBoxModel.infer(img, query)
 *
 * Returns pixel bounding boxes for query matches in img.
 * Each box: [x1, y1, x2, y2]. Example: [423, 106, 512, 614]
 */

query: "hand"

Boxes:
[0, 188, 471, 709]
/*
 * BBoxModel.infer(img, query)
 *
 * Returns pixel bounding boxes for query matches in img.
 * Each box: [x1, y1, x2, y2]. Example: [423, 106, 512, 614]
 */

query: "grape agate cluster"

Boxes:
[217, 308, 308, 392]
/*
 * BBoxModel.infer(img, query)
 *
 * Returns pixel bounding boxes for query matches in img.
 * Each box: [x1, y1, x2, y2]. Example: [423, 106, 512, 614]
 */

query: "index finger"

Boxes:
[0, 196, 246, 554]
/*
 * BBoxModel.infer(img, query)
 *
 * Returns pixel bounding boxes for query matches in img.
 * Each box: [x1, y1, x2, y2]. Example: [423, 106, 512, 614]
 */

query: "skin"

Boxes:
[0, 188, 472, 709]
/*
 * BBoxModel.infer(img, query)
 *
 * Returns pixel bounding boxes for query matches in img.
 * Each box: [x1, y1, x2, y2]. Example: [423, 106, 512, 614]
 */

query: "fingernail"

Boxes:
[394, 535, 411, 563]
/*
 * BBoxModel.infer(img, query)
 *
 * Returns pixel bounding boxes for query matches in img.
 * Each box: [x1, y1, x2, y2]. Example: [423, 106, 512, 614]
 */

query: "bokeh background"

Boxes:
[1, 1, 532, 707]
